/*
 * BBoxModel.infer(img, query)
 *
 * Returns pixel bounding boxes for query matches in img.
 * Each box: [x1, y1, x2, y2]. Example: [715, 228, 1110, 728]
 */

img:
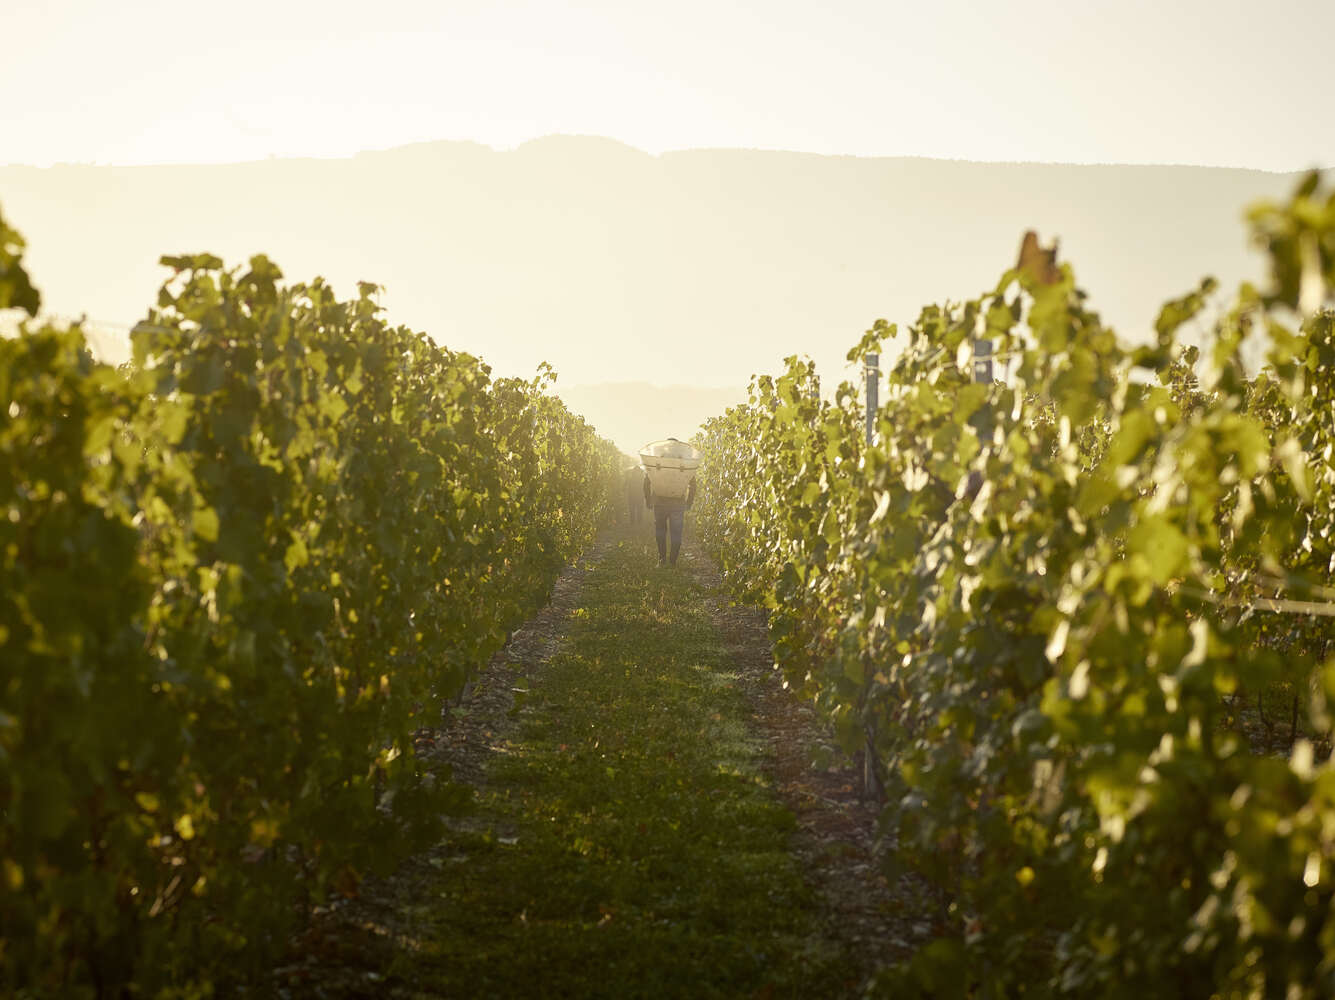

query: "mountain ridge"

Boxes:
[6, 135, 1320, 174]
[2, 136, 1324, 448]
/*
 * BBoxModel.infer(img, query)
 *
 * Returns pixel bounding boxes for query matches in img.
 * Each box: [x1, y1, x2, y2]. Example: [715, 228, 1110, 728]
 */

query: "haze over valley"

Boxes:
[0, 137, 1319, 451]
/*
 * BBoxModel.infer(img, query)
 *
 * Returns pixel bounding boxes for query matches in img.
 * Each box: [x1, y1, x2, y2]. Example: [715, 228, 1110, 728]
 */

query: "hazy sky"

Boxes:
[3, 0, 1332, 171]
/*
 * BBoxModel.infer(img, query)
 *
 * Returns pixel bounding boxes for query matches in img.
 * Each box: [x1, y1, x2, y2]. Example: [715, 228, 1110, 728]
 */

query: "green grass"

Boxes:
[384, 532, 853, 998]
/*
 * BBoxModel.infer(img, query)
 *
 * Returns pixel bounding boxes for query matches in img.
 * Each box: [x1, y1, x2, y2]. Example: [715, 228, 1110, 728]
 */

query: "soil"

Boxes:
[682, 541, 942, 984]
[268, 529, 939, 996]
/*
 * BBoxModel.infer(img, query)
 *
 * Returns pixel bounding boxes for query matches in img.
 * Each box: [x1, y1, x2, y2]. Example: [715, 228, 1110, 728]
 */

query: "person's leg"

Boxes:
[654, 507, 668, 562]
[668, 510, 684, 565]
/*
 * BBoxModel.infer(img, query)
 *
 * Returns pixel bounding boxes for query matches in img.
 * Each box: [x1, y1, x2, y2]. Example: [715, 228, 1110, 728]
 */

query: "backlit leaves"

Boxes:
[698, 172, 1335, 996]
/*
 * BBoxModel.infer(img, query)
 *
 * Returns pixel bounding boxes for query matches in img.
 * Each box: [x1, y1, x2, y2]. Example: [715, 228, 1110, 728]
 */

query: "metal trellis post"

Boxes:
[862, 352, 884, 800]
[972, 338, 993, 384]
[864, 353, 879, 446]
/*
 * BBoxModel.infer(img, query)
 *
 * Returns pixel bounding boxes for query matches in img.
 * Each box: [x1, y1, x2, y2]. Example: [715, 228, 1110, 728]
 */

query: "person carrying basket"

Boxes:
[640, 437, 699, 567]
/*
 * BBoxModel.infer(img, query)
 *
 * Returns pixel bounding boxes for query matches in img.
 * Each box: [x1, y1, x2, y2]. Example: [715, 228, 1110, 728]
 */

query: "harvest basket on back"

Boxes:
[639, 439, 701, 501]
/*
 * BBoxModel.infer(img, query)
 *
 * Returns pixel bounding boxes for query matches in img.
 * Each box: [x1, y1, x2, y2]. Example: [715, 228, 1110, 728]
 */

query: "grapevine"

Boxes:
[696, 173, 1335, 995]
[0, 222, 622, 995]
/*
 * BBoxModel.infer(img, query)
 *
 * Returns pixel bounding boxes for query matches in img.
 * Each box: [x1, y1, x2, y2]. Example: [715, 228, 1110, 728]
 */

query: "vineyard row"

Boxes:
[0, 213, 623, 996]
[694, 173, 1335, 996]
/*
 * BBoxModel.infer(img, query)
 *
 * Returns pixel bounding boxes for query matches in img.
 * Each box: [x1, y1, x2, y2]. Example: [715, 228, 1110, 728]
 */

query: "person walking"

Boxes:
[640, 438, 698, 567]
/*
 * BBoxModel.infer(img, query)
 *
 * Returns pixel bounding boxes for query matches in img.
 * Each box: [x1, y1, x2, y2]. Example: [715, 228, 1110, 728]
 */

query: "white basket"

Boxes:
[642, 463, 696, 501]
[639, 440, 700, 501]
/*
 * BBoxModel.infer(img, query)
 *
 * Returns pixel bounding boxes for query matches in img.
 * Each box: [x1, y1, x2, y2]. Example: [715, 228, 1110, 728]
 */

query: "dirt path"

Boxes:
[678, 534, 941, 985]
[271, 542, 610, 996]
[271, 526, 937, 996]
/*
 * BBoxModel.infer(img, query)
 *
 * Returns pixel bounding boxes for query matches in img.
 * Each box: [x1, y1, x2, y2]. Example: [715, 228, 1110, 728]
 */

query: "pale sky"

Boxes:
[3, 0, 1332, 172]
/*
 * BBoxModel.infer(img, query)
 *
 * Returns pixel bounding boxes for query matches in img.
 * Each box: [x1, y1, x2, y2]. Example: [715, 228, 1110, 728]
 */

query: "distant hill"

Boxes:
[1, 137, 1324, 447]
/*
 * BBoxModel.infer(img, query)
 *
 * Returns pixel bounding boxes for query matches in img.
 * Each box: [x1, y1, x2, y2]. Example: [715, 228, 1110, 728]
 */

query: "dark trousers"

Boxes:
[653, 506, 684, 563]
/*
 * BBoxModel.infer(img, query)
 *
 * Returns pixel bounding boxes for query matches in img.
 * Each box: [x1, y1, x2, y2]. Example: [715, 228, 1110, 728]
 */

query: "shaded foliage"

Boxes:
[0, 230, 621, 996]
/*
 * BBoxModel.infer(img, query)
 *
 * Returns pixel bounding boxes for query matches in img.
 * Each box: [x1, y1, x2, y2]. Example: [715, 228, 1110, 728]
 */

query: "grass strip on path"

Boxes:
[389, 529, 854, 998]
